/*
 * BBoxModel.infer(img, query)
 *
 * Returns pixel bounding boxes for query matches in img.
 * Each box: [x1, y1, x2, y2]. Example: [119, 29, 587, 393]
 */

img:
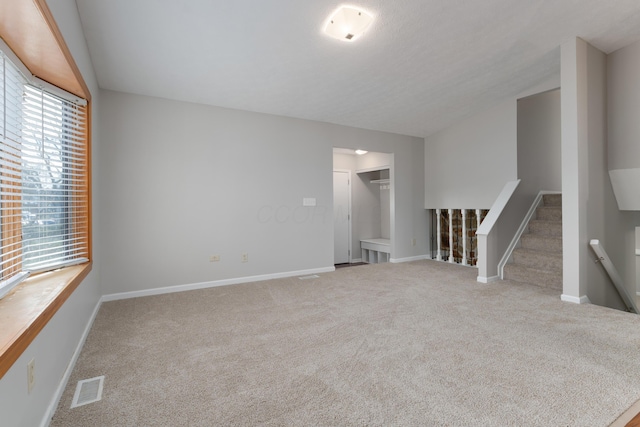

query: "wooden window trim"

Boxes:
[0, 262, 92, 378]
[0, 0, 91, 101]
[0, 0, 92, 379]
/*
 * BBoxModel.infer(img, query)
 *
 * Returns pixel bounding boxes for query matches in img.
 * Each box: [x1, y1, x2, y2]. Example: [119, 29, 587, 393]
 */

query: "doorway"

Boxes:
[333, 170, 351, 265]
[333, 148, 393, 264]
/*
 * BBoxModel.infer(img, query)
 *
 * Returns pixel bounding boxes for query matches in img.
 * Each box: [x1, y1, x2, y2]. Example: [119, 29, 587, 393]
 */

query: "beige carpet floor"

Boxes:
[51, 260, 640, 426]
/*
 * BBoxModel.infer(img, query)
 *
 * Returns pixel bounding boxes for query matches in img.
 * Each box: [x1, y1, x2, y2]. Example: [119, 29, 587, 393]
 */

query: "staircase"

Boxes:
[503, 194, 563, 290]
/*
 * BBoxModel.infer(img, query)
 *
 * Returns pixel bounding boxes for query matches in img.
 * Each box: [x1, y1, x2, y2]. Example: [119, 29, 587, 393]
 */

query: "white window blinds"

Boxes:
[0, 48, 89, 297]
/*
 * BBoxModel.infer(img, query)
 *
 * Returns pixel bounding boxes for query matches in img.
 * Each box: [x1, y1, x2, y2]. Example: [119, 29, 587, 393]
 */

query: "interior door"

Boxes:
[333, 171, 350, 264]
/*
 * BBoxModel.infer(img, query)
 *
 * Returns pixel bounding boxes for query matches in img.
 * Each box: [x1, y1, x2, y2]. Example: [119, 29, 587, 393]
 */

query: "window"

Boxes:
[0, 47, 89, 298]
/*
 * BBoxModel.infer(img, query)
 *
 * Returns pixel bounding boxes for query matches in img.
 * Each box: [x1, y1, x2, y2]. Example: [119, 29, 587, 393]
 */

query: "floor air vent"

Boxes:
[71, 376, 104, 408]
[298, 275, 319, 280]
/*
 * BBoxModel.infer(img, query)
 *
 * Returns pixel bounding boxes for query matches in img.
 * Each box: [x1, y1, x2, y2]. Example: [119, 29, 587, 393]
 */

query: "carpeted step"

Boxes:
[511, 247, 563, 272]
[520, 233, 562, 253]
[503, 193, 563, 291]
[528, 219, 562, 237]
[542, 194, 562, 207]
[503, 263, 562, 290]
[536, 206, 562, 221]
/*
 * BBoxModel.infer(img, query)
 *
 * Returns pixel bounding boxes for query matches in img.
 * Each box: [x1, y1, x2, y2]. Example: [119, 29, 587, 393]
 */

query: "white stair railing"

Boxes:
[589, 239, 638, 314]
[432, 209, 484, 266]
[448, 209, 454, 263]
[435, 209, 442, 261]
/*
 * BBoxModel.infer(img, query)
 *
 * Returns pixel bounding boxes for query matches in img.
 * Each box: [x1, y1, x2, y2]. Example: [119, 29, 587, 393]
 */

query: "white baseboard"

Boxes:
[102, 266, 336, 302]
[350, 258, 363, 264]
[42, 299, 103, 427]
[561, 294, 591, 304]
[477, 275, 500, 283]
[611, 397, 640, 427]
[390, 255, 429, 263]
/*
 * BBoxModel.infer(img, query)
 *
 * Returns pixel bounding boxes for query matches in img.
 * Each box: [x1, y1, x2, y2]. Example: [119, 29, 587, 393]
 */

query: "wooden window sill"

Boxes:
[0, 262, 92, 379]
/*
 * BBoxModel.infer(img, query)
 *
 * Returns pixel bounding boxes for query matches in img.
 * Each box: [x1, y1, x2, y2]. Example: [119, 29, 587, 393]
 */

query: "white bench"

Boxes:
[360, 238, 391, 263]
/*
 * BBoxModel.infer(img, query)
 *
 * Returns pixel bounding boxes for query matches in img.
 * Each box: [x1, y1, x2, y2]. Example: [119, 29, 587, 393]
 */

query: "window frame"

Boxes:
[0, 0, 92, 379]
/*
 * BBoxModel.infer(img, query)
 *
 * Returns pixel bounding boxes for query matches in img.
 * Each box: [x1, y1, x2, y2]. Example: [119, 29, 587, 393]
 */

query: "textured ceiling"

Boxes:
[75, 0, 640, 138]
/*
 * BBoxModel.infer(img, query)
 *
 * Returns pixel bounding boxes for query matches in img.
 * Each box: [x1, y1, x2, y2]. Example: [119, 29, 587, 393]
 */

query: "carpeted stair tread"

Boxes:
[520, 233, 563, 253]
[536, 206, 562, 221]
[511, 247, 563, 272]
[503, 263, 562, 290]
[503, 193, 563, 290]
[542, 194, 562, 207]
[528, 219, 562, 237]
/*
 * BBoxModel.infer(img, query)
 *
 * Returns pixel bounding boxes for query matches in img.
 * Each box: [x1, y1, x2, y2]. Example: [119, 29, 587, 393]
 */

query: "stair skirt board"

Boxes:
[498, 191, 561, 278]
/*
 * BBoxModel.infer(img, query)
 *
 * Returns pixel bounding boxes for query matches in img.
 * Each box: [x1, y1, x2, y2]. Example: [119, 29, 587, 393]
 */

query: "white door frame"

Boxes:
[333, 169, 352, 263]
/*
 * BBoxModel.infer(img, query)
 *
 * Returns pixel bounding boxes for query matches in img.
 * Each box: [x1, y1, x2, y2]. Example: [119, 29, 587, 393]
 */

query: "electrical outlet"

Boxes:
[241, 253, 249, 263]
[27, 358, 35, 394]
[209, 255, 220, 262]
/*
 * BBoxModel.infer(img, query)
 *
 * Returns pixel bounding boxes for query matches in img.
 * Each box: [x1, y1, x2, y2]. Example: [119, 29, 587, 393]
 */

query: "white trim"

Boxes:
[101, 267, 336, 302]
[390, 254, 429, 263]
[0, 38, 31, 79]
[0, 39, 87, 104]
[477, 275, 500, 283]
[498, 191, 561, 278]
[461, 209, 468, 266]
[448, 209, 454, 263]
[561, 294, 591, 304]
[476, 180, 521, 236]
[0, 271, 30, 300]
[355, 165, 390, 174]
[333, 169, 352, 263]
[32, 76, 87, 106]
[435, 209, 442, 261]
[350, 258, 363, 263]
[42, 299, 102, 427]
[610, 398, 640, 427]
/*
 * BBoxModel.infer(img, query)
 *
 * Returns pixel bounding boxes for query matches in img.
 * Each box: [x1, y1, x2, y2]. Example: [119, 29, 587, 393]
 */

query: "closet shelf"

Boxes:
[370, 179, 390, 184]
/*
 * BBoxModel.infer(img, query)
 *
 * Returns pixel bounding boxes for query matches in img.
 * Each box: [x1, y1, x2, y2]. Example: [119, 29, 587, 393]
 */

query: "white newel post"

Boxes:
[435, 209, 442, 261]
[448, 209, 454, 263]
[476, 209, 481, 227]
[461, 209, 468, 266]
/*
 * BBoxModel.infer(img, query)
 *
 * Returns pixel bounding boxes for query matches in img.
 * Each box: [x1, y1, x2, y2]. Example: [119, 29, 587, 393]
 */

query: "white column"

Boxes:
[448, 209, 455, 263]
[435, 209, 442, 261]
[461, 209, 468, 266]
[476, 209, 481, 227]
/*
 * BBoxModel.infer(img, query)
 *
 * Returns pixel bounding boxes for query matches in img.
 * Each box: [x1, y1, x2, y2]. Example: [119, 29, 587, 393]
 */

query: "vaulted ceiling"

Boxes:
[75, 0, 640, 138]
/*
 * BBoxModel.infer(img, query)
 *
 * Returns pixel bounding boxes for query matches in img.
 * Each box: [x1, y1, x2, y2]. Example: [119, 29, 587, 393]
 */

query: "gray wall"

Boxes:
[424, 76, 560, 210]
[425, 98, 517, 209]
[517, 89, 561, 195]
[0, 0, 103, 425]
[608, 39, 640, 171]
[607, 39, 640, 295]
[99, 90, 428, 295]
[561, 37, 640, 308]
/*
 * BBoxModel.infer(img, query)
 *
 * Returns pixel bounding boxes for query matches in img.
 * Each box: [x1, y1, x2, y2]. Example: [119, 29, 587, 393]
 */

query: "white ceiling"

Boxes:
[75, 0, 640, 138]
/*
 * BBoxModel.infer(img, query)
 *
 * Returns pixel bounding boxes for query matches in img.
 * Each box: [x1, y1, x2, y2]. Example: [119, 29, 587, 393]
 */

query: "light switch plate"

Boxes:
[303, 198, 316, 207]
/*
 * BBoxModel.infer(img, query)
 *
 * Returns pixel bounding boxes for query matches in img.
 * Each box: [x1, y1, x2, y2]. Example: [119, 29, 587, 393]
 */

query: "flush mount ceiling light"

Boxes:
[355, 149, 368, 155]
[324, 6, 374, 42]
